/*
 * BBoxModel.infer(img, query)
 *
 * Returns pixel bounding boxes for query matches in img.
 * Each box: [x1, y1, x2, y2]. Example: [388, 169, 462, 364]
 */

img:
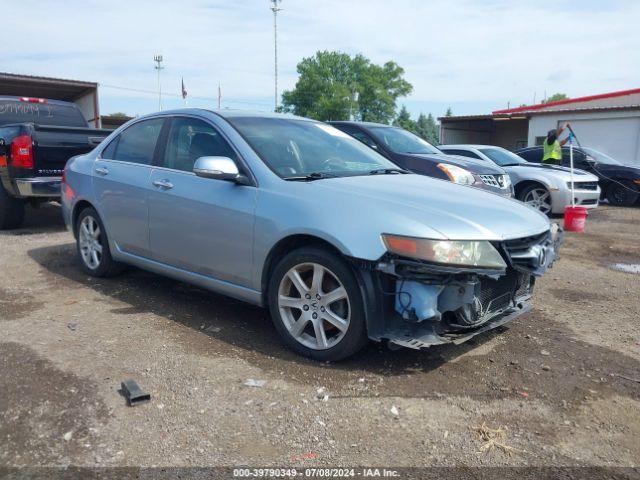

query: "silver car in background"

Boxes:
[62, 110, 561, 361]
[440, 145, 601, 215]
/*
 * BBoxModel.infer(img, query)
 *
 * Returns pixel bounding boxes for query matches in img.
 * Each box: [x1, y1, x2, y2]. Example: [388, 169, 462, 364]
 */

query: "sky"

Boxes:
[2, 0, 639, 120]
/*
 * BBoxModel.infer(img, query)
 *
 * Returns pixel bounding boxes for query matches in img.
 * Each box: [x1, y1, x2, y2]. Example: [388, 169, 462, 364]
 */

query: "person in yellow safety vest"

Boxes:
[542, 122, 571, 165]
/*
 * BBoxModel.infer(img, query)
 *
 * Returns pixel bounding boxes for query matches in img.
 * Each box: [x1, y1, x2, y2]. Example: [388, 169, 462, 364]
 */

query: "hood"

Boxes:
[300, 174, 549, 243]
[401, 152, 505, 175]
[592, 162, 640, 177]
[511, 163, 599, 181]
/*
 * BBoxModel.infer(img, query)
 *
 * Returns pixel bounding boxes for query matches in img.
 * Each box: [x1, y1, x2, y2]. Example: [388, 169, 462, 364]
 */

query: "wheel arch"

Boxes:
[261, 234, 351, 306]
[71, 199, 97, 239]
[514, 179, 549, 199]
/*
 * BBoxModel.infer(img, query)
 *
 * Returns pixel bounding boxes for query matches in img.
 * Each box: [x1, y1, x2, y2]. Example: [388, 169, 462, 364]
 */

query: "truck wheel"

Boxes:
[0, 183, 25, 230]
[76, 207, 124, 277]
[518, 184, 552, 215]
[268, 246, 368, 361]
[606, 181, 639, 207]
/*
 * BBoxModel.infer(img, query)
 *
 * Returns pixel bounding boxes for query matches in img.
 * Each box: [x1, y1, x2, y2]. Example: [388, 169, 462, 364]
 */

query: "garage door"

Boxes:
[563, 116, 640, 166]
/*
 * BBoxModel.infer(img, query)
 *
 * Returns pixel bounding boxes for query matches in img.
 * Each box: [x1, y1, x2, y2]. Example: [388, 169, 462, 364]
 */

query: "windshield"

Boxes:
[368, 126, 441, 155]
[479, 147, 525, 167]
[227, 117, 399, 179]
[581, 147, 622, 165]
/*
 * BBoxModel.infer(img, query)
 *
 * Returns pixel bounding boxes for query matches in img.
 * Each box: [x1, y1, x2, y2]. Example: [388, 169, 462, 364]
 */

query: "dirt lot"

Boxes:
[1, 204, 639, 471]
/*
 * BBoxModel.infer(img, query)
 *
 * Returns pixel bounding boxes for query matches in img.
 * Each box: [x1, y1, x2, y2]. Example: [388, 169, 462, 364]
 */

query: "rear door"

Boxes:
[93, 117, 165, 259]
[148, 116, 257, 287]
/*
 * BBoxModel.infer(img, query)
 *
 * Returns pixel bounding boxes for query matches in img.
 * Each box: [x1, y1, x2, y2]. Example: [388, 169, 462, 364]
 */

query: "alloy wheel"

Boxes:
[523, 188, 552, 214]
[277, 262, 351, 350]
[79, 215, 103, 270]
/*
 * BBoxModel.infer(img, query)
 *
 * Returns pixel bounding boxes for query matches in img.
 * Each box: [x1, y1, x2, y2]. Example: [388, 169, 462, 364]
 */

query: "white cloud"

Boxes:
[2, 0, 638, 116]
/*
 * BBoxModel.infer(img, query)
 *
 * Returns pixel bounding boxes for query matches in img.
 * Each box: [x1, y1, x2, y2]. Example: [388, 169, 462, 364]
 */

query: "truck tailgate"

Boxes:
[33, 124, 111, 174]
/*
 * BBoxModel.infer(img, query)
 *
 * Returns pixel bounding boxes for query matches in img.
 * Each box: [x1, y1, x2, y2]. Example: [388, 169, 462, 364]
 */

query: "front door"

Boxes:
[148, 116, 257, 288]
[93, 117, 165, 258]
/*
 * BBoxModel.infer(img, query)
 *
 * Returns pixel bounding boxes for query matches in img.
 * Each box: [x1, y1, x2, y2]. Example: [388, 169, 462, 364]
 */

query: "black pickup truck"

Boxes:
[0, 96, 111, 229]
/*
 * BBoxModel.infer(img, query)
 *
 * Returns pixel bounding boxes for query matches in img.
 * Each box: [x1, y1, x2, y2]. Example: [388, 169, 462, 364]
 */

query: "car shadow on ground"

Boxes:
[28, 241, 640, 406]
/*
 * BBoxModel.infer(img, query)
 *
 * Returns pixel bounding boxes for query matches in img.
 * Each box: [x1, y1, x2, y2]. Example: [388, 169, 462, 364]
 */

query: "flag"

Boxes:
[181, 78, 187, 99]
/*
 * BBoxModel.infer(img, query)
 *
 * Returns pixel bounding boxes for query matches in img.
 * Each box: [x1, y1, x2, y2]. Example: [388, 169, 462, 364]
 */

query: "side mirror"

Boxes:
[193, 156, 249, 184]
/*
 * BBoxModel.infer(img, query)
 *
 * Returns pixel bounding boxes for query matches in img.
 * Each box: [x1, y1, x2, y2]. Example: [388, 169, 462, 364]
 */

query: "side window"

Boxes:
[100, 137, 118, 159]
[518, 148, 542, 163]
[351, 131, 379, 149]
[160, 117, 237, 172]
[114, 118, 164, 165]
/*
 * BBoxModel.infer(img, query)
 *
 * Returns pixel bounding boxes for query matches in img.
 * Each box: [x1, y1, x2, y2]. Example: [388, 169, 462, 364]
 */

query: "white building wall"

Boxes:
[74, 91, 99, 127]
[527, 110, 640, 165]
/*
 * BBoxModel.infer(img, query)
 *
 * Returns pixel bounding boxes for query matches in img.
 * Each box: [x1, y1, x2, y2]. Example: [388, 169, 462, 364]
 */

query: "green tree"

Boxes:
[445, 107, 453, 117]
[542, 93, 568, 103]
[393, 105, 416, 131]
[415, 113, 439, 145]
[281, 51, 412, 123]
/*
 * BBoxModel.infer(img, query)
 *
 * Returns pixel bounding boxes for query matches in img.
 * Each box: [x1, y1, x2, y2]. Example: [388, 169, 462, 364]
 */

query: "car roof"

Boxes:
[328, 120, 392, 128]
[440, 144, 503, 150]
[133, 108, 311, 122]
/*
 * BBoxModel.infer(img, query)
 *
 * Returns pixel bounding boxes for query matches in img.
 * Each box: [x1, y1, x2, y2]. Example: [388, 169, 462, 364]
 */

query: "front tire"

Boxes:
[518, 184, 552, 215]
[0, 183, 25, 230]
[268, 247, 368, 361]
[606, 181, 639, 207]
[76, 207, 124, 277]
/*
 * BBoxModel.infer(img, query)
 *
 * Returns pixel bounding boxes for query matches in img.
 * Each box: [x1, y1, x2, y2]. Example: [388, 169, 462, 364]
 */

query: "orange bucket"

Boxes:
[564, 206, 588, 232]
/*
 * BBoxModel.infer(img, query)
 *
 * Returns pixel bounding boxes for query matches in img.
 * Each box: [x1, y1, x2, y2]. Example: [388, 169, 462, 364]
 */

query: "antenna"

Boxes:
[154, 54, 164, 111]
[271, 0, 282, 111]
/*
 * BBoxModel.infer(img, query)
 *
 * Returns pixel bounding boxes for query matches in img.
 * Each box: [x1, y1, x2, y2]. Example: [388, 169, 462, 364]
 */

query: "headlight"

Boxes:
[437, 163, 476, 186]
[382, 234, 507, 269]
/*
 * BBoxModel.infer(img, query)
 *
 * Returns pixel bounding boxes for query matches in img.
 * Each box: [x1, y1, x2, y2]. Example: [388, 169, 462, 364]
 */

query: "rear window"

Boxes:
[0, 99, 88, 128]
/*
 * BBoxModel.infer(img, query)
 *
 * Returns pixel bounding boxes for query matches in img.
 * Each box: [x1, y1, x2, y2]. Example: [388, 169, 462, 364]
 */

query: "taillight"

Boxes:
[19, 97, 47, 104]
[10, 135, 34, 169]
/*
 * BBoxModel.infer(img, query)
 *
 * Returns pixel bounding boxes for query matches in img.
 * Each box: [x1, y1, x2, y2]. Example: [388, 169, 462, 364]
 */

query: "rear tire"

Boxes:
[0, 183, 25, 230]
[606, 181, 639, 207]
[76, 207, 124, 277]
[268, 246, 368, 362]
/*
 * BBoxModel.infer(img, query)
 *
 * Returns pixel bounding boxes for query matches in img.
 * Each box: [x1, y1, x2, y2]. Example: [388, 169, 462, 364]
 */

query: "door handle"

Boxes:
[95, 167, 109, 176]
[153, 179, 174, 189]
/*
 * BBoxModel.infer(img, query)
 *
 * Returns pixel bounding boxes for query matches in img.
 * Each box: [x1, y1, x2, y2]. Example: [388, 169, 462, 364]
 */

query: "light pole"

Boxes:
[154, 54, 164, 111]
[271, 0, 282, 111]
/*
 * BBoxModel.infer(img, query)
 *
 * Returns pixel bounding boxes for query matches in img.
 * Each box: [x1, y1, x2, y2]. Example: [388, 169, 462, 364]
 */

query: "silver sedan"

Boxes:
[440, 145, 601, 215]
[62, 110, 561, 361]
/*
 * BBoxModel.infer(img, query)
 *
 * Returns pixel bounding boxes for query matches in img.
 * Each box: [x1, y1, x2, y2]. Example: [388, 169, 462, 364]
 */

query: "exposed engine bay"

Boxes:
[357, 226, 563, 350]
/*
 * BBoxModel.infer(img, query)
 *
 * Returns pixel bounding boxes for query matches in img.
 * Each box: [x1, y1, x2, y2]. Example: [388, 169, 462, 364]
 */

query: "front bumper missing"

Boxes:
[387, 302, 532, 350]
[356, 228, 562, 351]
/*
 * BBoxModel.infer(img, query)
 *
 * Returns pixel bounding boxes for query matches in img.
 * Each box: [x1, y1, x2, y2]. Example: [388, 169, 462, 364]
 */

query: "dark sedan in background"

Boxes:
[329, 121, 513, 198]
[516, 145, 640, 206]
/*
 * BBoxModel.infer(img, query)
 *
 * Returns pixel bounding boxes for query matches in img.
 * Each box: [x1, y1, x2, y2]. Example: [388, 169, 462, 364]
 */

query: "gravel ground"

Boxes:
[0, 203, 639, 471]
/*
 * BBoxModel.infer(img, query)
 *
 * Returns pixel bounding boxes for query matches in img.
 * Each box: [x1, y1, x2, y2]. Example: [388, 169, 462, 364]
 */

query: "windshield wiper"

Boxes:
[368, 168, 410, 175]
[284, 172, 338, 181]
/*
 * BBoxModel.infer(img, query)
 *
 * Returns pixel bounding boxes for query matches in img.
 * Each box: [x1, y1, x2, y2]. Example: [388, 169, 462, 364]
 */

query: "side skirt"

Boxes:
[113, 247, 263, 306]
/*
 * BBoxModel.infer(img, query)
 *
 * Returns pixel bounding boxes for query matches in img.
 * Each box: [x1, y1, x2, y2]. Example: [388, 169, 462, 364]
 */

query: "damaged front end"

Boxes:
[357, 226, 563, 350]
